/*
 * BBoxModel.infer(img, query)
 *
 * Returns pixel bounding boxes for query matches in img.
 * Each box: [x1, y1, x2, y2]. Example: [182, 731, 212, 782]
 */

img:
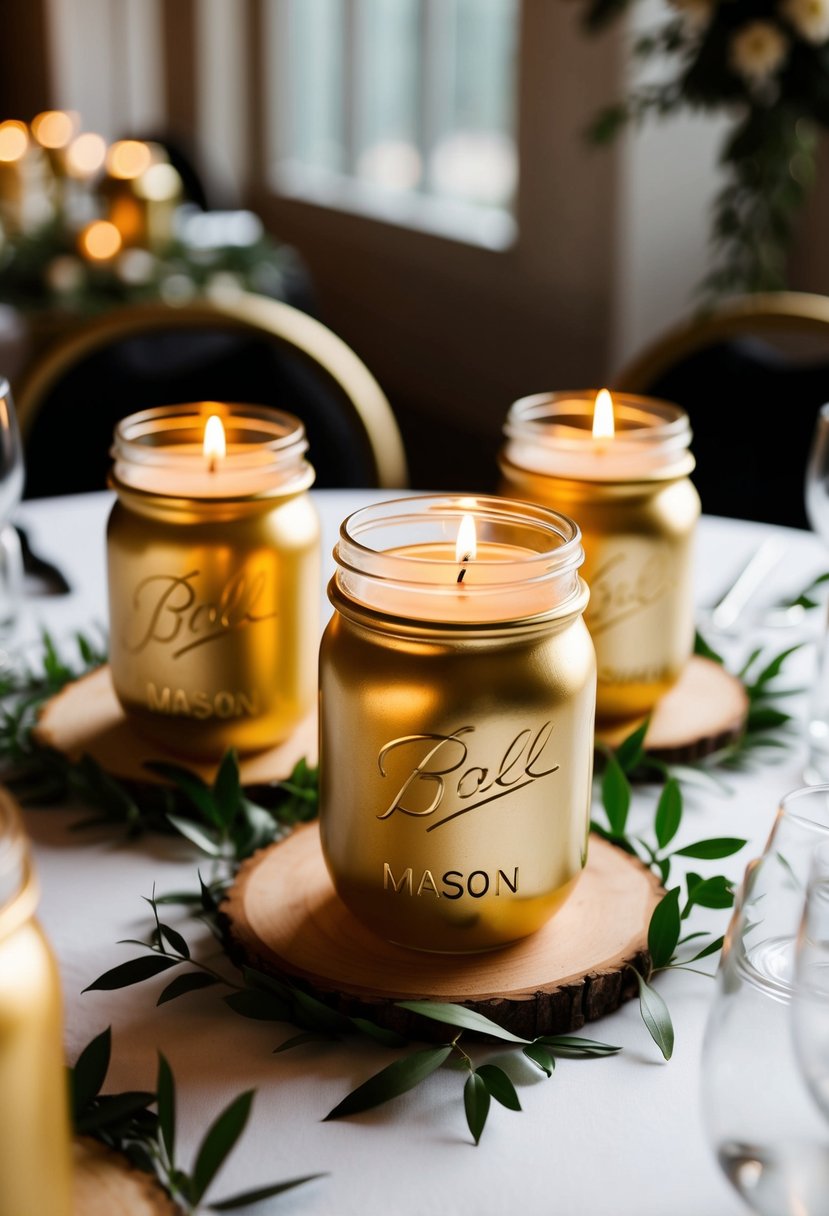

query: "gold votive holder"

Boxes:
[499, 391, 700, 725]
[319, 494, 596, 954]
[0, 789, 73, 1215]
[107, 403, 320, 759]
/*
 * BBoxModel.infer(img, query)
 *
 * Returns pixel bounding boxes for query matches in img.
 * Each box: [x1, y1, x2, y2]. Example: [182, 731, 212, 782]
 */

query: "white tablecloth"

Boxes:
[14, 491, 828, 1216]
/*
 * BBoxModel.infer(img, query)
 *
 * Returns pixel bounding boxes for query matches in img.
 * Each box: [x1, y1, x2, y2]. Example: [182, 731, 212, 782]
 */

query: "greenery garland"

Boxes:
[1, 626, 800, 1199]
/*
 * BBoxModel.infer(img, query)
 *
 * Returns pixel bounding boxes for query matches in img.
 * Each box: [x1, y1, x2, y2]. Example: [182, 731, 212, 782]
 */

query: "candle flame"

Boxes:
[592, 388, 615, 439]
[203, 414, 226, 472]
[455, 514, 477, 564]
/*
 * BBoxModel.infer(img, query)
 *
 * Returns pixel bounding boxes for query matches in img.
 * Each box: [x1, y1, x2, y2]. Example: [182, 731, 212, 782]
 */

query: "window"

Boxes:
[265, 0, 519, 248]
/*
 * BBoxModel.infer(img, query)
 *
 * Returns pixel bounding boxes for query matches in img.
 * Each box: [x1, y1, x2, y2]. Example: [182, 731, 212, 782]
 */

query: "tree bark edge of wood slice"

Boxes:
[33, 664, 317, 786]
[222, 823, 663, 1039]
[73, 1136, 183, 1215]
[594, 655, 749, 762]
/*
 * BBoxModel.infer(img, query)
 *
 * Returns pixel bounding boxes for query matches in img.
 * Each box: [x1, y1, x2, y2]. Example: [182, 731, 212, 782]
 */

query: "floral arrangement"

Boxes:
[584, 0, 829, 294]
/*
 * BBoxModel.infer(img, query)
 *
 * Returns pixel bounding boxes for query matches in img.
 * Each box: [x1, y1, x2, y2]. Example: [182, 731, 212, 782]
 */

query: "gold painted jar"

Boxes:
[320, 494, 596, 953]
[0, 788, 73, 1215]
[499, 391, 699, 725]
[108, 403, 319, 759]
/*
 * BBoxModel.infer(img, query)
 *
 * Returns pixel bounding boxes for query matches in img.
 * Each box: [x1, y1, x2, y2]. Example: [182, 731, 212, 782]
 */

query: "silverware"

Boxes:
[708, 537, 785, 632]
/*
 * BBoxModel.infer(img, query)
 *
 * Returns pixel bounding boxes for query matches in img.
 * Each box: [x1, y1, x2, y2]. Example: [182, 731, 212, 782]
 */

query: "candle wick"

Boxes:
[457, 568, 466, 584]
[208, 454, 217, 474]
[457, 551, 472, 584]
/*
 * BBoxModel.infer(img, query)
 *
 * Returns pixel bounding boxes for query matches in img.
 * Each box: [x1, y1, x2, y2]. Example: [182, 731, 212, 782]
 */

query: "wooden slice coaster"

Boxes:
[73, 1137, 182, 1215]
[594, 656, 749, 763]
[33, 665, 317, 786]
[223, 823, 663, 1039]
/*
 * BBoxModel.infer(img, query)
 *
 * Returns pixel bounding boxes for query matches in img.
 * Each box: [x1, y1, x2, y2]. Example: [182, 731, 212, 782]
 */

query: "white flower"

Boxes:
[729, 20, 789, 83]
[670, 0, 715, 35]
[781, 0, 829, 43]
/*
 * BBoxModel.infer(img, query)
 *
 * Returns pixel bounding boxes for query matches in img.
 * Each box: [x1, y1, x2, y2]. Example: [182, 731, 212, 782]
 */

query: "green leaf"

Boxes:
[144, 761, 222, 826]
[158, 922, 190, 959]
[212, 749, 241, 828]
[349, 1017, 408, 1048]
[165, 813, 223, 857]
[324, 1047, 452, 1120]
[654, 778, 682, 849]
[601, 755, 631, 836]
[273, 1032, 335, 1053]
[746, 706, 791, 731]
[748, 644, 802, 690]
[157, 1053, 176, 1164]
[395, 1000, 529, 1043]
[631, 969, 674, 1060]
[83, 953, 180, 992]
[648, 887, 681, 970]
[157, 971, 219, 1006]
[476, 1064, 521, 1110]
[673, 837, 746, 860]
[75, 1091, 156, 1135]
[291, 989, 353, 1035]
[684, 935, 724, 963]
[534, 1035, 620, 1058]
[223, 990, 291, 1022]
[614, 718, 650, 773]
[522, 1043, 555, 1076]
[738, 646, 764, 681]
[685, 875, 734, 910]
[464, 1072, 491, 1145]
[209, 1175, 326, 1210]
[70, 1026, 112, 1117]
[191, 1090, 255, 1203]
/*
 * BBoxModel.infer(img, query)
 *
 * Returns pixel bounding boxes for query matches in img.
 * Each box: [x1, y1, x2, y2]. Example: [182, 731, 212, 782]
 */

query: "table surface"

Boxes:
[14, 490, 828, 1216]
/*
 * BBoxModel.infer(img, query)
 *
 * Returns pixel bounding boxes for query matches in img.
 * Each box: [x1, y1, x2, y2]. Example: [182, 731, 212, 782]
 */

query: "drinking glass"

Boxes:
[700, 785, 829, 1216]
[792, 839, 829, 1123]
[0, 378, 23, 634]
[805, 403, 829, 782]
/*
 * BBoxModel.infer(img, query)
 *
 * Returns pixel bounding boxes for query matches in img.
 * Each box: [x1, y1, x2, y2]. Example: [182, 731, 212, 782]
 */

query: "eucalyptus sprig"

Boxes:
[592, 760, 742, 1058]
[83, 891, 620, 1146]
[69, 1026, 324, 1212]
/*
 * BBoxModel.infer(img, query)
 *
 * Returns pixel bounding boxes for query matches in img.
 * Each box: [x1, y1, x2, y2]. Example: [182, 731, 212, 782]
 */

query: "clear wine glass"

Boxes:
[793, 838, 829, 1123]
[804, 403, 829, 783]
[700, 785, 829, 1216]
[0, 377, 24, 637]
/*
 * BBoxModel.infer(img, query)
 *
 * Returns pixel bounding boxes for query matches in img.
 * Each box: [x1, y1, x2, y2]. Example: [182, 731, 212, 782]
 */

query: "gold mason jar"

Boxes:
[499, 391, 699, 725]
[320, 494, 596, 954]
[108, 403, 320, 759]
[0, 788, 73, 1215]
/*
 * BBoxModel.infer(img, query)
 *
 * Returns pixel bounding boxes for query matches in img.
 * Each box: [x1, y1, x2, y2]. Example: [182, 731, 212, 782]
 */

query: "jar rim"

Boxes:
[111, 402, 312, 499]
[503, 390, 693, 481]
[334, 494, 586, 625]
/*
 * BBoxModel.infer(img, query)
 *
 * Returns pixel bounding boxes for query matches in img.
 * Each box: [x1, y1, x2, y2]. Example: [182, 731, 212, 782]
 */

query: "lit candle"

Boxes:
[500, 389, 700, 724]
[100, 139, 155, 246]
[0, 120, 30, 234]
[107, 403, 320, 759]
[320, 494, 596, 953]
